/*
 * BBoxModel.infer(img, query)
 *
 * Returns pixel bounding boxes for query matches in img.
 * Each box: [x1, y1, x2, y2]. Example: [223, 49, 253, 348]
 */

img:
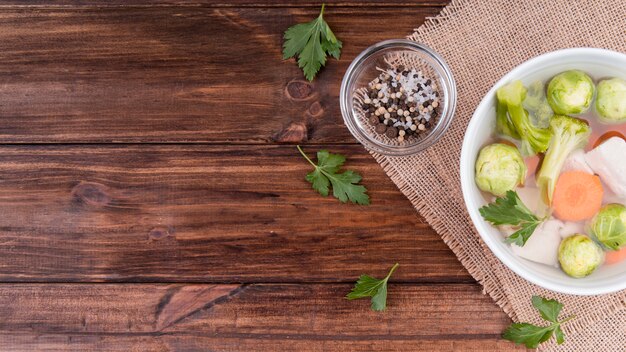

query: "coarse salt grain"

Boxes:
[358, 65, 442, 142]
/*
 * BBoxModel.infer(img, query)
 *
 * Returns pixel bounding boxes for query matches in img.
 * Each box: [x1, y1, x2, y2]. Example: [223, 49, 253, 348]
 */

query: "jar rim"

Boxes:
[340, 39, 457, 156]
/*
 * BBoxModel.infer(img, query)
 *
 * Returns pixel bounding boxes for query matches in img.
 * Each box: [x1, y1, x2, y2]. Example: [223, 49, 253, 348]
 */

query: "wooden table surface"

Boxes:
[0, 1, 526, 351]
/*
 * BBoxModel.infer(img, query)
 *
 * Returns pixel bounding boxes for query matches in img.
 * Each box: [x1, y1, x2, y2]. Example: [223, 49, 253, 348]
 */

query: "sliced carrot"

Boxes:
[593, 131, 626, 148]
[605, 247, 626, 265]
[552, 171, 603, 221]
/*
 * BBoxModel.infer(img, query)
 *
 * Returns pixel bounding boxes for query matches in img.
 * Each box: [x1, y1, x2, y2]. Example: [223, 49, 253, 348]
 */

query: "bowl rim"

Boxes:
[339, 39, 457, 156]
[460, 47, 626, 295]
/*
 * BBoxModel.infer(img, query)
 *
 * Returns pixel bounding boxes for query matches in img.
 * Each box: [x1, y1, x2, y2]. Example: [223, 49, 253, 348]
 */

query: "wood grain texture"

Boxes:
[0, 145, 468, 282]
[0, 283, 523, 351]
[0, 6, 442, 143]
[0, 2, 523, 350]
[0, 0, 448, 8]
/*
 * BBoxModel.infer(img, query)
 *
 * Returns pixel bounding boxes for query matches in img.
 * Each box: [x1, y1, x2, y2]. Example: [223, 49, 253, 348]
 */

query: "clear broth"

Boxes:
[485, 87, 626, 268]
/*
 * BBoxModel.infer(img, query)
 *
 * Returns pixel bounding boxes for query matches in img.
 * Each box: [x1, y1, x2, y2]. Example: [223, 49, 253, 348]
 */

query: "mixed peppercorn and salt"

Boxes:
[358, 65, 441, 142]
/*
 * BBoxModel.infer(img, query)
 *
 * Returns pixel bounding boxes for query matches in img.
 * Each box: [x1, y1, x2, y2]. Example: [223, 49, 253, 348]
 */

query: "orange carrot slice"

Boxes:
[552, 171, 603, 221]
[605, 247, 626, 265]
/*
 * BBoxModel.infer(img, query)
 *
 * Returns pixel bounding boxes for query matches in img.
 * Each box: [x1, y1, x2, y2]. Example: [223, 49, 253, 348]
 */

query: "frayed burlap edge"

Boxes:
[381, 0, 519, 321]
[371, 152, 518, 318]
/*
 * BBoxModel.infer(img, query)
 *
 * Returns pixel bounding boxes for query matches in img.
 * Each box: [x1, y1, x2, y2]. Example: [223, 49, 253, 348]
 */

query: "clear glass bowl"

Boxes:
[340, 39, 457, 156]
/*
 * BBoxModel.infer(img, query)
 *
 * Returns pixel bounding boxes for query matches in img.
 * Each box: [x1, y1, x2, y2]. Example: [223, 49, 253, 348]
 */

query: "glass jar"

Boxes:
[340, 39, 457, 156]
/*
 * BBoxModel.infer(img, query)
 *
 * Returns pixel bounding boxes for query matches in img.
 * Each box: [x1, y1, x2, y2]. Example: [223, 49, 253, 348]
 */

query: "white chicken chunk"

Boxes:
[559, 221, 585, 239]
[603, 188, 626, 205]
[584, 137, 626, 198]
[561, 149, 593, 174]
[511, 219, 563, 267]
[515, 186, 541, 214]
[516, 186, 550, 218]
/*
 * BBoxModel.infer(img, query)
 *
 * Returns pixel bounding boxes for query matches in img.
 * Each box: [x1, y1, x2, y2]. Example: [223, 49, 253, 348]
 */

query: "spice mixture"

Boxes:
[358, 65, 441, 143]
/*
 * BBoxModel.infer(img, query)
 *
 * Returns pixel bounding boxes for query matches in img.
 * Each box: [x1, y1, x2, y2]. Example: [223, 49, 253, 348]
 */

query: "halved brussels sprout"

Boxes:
[558, 234, 604, 278]
[496, 80, 552, 156]
[595, 78, 626, 123]
[523, 80, 553, 128]
[475, 143, 527, 197]
[589, 203, 626, 250]
[547, 70, 595, 115]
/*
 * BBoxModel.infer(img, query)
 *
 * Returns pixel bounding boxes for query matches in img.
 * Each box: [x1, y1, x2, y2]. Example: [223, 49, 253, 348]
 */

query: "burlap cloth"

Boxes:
[367, 0, 626, 350]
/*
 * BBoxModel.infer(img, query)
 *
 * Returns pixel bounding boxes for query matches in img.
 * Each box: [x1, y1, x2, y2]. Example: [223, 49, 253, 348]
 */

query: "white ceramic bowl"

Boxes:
[460, 48, 626, 295]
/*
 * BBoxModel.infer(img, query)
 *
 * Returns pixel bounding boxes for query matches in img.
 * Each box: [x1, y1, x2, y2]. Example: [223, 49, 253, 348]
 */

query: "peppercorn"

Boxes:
[358, 64, 441, 142]
[375, 124, 387, 134]
[385, 127, 398, 138]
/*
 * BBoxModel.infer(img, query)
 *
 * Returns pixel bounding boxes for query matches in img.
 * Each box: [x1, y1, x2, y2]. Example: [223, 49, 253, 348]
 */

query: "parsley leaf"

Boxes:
[503, 296, 574, 349]
[479, 190, 544, 246]
[503, 323, 554, 348]
[283, 4, 342, 81]
[346, 263, 399, 311]
[479, 190, 537, 225]
[531, 295, 563, 323]
[297, 145, 369, 205]
[505, 222, 541, 247]
[554, 325, 565, 345]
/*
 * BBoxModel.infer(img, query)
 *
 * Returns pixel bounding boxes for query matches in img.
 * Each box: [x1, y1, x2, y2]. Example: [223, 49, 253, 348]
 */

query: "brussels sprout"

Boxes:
[547, 70, 595, 115]
[475, 143, 527, 196]
[595, 78, 626, 123]
[523, 80, 553, 129]
[558, 234, 604, 278]
[590, 203, 626, 250]
[497, 80, 552, 156]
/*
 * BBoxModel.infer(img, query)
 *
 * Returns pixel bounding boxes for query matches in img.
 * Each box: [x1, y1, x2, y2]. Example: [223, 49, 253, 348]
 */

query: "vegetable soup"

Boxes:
[475, 71, 626, 278]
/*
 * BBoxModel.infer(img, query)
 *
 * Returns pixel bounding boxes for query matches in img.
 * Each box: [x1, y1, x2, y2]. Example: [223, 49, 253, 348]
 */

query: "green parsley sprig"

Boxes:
[503, 296, 575, 349]
[282, 4, 342, 81]
[346, 263, 399, 311]
[297, 145, 369, 205]
[479, 190, 544, 246]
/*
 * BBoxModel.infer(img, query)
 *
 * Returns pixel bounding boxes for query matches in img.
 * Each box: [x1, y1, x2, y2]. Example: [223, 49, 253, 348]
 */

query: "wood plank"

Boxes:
[0, 1, 449, 8]
[0, 283, 523, 351]
[0, 145, 469, 282]
[0, 6, 442, 143]
[0, 335, 522, 352]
